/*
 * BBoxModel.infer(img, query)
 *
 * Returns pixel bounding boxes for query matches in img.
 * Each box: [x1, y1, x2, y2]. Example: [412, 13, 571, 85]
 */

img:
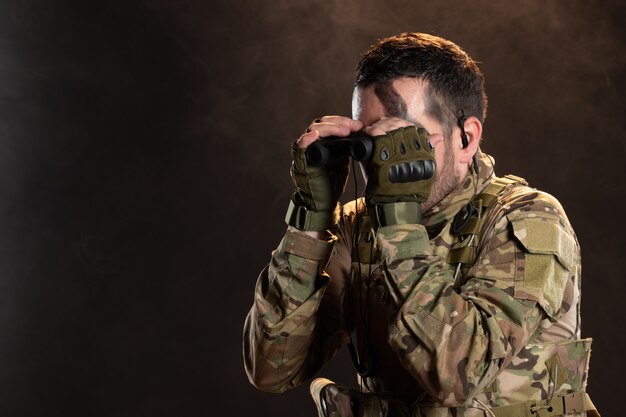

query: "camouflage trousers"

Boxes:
[310, 379, 599, 417]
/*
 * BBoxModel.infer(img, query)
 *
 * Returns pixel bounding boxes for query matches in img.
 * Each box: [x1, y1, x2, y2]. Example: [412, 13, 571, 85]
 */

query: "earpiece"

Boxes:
[457, 114, 479, 174]
[458, 115, 469, 148]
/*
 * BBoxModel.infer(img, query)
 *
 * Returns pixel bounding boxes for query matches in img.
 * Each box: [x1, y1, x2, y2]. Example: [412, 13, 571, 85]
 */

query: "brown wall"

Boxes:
[0, 1, 623, 415]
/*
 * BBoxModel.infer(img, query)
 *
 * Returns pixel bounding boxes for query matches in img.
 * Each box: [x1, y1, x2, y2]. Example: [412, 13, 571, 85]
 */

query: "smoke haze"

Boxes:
[0, 0, 623, 415]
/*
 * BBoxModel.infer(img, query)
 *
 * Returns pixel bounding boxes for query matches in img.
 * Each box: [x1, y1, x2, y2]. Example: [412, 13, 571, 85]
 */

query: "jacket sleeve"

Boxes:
[243, 225, 351, 393]
[376, 195, 579, 406]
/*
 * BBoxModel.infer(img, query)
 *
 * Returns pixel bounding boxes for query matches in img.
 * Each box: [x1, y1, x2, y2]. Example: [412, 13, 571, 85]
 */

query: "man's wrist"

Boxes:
[374, 201, 422, 227]
[285, 199, 340, 231]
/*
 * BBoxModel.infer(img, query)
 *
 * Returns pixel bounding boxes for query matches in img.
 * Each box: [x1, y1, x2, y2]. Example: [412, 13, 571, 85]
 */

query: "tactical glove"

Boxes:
[285, 142, 349, 231]
[365, 125, 435, 226]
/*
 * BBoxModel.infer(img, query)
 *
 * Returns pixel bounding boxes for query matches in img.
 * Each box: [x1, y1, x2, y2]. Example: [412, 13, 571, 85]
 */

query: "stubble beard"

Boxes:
[421, 139, 460, 213]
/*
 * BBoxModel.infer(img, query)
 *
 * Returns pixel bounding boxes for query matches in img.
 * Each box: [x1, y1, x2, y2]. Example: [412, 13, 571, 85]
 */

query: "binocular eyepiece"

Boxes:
[305, 133, 373, 166]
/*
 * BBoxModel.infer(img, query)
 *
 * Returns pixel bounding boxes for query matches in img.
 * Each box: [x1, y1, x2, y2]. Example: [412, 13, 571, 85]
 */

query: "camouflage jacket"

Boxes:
[244, 151, 596, 416]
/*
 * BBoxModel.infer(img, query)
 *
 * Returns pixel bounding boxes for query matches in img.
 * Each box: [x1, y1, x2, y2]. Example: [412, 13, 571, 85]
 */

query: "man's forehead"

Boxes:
[352, 78, 428, 126]
[374, 82, 408, 119]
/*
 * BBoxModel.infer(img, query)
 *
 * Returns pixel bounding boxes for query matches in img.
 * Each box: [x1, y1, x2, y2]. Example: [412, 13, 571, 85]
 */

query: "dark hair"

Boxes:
[355, 32, 487, 136]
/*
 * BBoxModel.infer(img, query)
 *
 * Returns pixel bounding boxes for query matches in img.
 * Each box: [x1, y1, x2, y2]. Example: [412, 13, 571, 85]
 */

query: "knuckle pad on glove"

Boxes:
[366, 125, 436, 204]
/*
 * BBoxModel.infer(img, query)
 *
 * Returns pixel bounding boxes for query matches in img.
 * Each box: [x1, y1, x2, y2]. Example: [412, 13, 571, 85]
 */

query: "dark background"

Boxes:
[0, 0, 623, 416]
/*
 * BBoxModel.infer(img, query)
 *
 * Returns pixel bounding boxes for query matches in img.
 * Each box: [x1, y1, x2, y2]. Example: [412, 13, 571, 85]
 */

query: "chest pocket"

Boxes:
[509, 213, 577, 321]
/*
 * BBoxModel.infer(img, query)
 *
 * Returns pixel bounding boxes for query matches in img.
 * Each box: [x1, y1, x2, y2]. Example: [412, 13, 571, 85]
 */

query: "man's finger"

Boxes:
[298, 115, 363, 149]
[318, 116, 362, 132]
[364, 125, 387, 137]
[365, 118, 413, 136]
[296, 130, 320, 149]
[308, 122, 352, 139]
[427, 133, 444, 148]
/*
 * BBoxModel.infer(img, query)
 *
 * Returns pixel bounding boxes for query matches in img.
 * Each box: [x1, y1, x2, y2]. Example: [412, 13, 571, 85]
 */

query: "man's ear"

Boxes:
[459, 116, 482, 164]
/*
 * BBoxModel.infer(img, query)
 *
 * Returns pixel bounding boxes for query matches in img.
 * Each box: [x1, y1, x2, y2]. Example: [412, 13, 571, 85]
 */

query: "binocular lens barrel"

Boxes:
[350, 138, 373, 162]
[305, 134, 373, 166]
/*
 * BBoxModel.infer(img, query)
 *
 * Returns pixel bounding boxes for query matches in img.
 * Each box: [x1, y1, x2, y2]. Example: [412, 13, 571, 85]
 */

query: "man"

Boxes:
[243, 33, 599, 417]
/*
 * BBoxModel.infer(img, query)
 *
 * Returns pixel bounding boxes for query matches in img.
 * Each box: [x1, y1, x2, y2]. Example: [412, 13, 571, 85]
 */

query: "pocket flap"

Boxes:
[510, 217, 576, 271]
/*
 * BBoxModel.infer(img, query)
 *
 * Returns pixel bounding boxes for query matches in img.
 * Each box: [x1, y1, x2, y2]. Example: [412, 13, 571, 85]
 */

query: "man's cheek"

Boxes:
[433, 143, 445, 172]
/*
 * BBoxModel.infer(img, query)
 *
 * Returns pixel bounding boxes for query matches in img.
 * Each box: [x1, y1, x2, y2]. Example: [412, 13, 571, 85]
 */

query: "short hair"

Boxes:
[355, 32, 487, 136]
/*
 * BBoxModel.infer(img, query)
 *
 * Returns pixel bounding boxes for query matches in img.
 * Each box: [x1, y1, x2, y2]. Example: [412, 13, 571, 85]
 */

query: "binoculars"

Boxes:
[305, 133, 374, 166]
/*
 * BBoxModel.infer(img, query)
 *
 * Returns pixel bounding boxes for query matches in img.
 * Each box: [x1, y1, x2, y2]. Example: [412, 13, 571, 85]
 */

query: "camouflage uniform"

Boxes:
[243, 151, 598, 416]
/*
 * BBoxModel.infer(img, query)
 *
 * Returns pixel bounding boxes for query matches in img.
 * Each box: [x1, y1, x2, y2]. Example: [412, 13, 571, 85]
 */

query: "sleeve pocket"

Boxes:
[509, 216, 576, 320]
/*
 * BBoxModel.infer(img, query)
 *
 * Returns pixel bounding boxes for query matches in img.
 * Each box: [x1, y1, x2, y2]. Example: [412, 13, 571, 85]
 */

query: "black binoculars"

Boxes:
[305, 133, 373, 166]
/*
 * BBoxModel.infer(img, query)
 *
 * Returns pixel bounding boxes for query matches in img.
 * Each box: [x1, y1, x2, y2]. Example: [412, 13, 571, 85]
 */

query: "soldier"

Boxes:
[243, 32, 600, 417]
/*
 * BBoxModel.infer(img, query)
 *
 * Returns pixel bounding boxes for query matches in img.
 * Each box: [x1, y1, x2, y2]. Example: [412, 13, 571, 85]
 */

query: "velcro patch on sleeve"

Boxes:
[510, 217, 575, 270]
[509, 215, 577, 319]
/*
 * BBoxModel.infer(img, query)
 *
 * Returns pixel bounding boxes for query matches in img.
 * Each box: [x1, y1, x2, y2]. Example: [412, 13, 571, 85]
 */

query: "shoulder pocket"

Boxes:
[508, 214, 577, 320]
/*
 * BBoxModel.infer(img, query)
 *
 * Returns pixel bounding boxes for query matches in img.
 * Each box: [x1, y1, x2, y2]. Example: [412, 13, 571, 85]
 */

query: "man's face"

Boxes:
[352, 77, 462, 211]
